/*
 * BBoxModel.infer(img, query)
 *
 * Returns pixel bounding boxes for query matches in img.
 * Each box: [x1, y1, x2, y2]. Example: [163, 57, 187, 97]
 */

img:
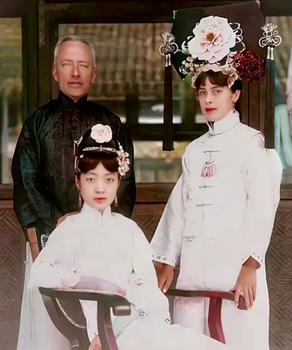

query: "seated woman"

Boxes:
[29, 123, 229, 350]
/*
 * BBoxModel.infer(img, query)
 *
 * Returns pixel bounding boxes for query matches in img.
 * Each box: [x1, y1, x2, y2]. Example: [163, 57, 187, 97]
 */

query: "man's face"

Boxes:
[52, 40, 97, 102]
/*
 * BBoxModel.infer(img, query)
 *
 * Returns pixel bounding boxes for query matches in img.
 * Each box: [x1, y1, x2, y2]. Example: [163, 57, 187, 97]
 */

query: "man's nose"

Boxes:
[71, 64, 80, 77]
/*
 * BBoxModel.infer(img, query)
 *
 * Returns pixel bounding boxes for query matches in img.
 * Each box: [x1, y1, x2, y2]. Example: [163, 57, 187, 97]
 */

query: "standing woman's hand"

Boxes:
[154, 262, 175, 293]
[233, 257, 259, 309]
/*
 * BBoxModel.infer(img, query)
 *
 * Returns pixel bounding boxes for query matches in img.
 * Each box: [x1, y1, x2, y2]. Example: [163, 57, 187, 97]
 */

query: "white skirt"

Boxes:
[116, 316, 229, 350]
[17, 243, 70, 350]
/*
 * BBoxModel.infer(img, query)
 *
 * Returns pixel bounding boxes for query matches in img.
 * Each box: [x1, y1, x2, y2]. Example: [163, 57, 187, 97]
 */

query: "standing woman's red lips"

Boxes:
[205, 108, 217, 113]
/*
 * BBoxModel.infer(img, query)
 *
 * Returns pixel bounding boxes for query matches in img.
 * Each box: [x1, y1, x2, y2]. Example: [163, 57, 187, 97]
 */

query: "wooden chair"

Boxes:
[166, 288, 247, 344]
[39, 287, 131, 350]
[39, 285, 246, 350]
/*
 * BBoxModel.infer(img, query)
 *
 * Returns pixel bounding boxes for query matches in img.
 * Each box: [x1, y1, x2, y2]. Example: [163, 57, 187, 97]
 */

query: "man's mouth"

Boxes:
[68, 82, 82, 87]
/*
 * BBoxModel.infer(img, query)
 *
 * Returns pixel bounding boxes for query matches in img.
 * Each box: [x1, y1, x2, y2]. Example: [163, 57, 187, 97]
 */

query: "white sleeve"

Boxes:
[241, 134, 282, 267]
[151, 154, 189, 266]
[29, 220, 80, 289]
[130, 224, 170, 318]
[133, 224, 160, 287]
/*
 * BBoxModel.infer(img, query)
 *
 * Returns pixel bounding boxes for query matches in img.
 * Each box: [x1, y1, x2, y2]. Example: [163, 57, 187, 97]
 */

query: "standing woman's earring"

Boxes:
[114, 195, 118, 207]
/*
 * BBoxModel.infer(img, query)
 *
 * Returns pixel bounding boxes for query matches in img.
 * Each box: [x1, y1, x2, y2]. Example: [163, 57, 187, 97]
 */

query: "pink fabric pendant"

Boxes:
[201, 160, 216, 177]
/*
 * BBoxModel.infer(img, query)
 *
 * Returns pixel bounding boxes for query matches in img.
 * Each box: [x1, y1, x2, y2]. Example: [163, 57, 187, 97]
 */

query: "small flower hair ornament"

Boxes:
[74, 124, 130, 177]
[178, 15, 265, 88]
[90, 124, 112, 143]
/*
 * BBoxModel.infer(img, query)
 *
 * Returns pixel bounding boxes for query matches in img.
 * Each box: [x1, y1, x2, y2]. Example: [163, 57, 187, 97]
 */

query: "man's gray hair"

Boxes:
[53, 35, 96, 68]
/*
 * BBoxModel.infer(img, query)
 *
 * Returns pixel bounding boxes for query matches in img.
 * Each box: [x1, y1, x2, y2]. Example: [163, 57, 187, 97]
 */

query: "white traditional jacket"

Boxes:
[29, 204, 229, 350]
[152, 110, 281, 275]
[151, 110, 282, 349]
[29, 203, 170, 341]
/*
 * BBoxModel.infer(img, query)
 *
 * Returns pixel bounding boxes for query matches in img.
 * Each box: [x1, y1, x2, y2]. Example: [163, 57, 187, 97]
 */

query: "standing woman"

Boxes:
[151, 14, 282, 350]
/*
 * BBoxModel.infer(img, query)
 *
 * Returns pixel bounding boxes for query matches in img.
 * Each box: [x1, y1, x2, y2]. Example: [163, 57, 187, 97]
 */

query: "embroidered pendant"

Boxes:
[201, 160, 216, 177]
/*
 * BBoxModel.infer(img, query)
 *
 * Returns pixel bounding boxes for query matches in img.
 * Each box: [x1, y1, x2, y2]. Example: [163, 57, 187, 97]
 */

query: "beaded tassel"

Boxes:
[201, 160, 216, 177]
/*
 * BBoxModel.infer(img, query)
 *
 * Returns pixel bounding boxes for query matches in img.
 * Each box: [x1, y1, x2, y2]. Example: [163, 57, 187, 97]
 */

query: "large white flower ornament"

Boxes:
[187, 16, 236, 63]
[90, 124, 112, 143]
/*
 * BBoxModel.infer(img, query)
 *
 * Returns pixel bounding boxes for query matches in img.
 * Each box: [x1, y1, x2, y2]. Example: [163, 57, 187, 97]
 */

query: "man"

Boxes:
[12, 36, 136, 261]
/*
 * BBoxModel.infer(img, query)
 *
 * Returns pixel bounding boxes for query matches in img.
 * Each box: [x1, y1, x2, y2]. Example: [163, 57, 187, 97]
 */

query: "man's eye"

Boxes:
[80, 63, 89, 68]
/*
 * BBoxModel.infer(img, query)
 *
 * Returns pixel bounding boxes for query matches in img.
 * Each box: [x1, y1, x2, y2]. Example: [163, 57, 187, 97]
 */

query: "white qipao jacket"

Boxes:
[151, 110, 282, 350]
[29, 204, 228, 350]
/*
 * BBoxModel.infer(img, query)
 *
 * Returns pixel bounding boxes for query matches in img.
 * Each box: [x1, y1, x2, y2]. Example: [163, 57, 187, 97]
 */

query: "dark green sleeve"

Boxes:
[11, 113, 59, 244]
[115, 123, 136, 218]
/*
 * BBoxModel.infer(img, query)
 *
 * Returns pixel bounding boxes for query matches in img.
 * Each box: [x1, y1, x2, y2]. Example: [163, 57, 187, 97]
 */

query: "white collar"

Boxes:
[80, 203, 112, 227]
[207, 110, 240, 136]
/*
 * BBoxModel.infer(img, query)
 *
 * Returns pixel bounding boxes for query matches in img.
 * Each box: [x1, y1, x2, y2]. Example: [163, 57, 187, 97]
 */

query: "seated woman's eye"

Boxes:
[86, 177, 95, 183]
[214, 89, 222, 94]
[105, 177, 114, 183]
[198, 90, 206, 96]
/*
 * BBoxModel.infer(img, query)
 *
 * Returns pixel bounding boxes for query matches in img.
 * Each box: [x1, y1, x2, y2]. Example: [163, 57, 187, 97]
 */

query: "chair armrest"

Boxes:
[166, 288, 247, 344]
[167, 288, 247, 310]
[39, 287, 131, 350]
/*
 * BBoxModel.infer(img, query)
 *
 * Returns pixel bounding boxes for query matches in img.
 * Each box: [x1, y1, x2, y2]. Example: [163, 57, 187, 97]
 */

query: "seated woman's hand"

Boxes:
[233, 257, 258, 309]
[74, 276, 126, 295]
[154, 262, 175, 294]
[88, 335, 102, 350]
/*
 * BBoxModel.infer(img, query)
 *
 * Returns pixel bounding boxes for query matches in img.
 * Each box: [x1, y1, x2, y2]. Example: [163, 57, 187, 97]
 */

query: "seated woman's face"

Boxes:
[197, 76, 240, 122]
[78, 162, 119, 213]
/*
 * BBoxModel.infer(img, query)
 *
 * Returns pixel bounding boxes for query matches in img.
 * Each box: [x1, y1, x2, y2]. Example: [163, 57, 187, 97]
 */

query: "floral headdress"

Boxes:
[177, 15, 265, 88]
[74, 124, 130, 177]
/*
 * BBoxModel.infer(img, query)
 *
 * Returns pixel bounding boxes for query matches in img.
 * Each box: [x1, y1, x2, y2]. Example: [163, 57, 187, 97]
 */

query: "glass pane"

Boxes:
[269, 16, 292, 184]
[134, 141, 189, 182]
[0, 18, 22, 184]
[59, 23, 203, 126]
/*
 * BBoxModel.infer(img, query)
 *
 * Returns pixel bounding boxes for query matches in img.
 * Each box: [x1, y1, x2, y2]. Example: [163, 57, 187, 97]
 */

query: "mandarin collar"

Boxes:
[207, 110, 240, 136]
[59, 91, 88, 111]
[80, 203, 112, 227]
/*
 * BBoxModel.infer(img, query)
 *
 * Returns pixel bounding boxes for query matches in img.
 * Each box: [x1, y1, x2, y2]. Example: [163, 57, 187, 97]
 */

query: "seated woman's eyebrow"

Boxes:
[87, 171, 97, 176]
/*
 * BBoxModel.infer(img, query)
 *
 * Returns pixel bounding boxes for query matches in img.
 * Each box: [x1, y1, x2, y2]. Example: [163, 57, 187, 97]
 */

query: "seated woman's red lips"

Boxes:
[94, 197, 106, 202]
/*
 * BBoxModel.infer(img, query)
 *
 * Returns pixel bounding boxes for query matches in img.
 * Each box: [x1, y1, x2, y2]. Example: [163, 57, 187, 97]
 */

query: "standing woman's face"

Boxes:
[197, 77, 240, 122]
